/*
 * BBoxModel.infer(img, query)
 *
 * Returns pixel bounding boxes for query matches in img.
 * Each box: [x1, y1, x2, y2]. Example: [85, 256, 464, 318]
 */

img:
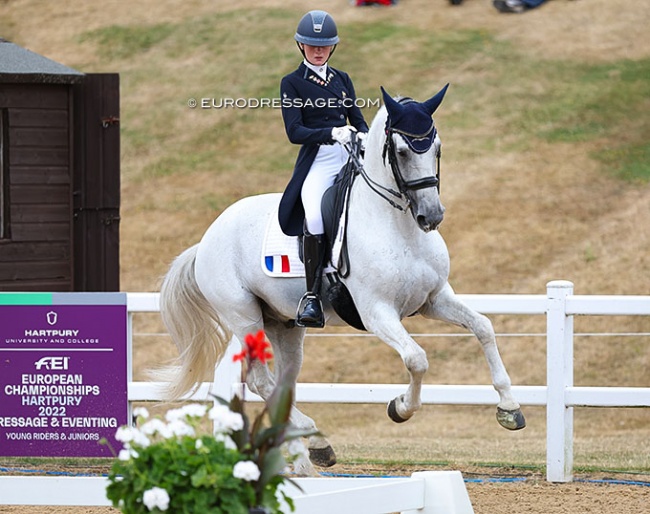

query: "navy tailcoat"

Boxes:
[278, 63, 368, 236]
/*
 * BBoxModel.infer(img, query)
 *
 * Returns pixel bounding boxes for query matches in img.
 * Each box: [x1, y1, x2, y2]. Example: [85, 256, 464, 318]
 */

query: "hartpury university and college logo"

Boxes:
[46, 311, 57, 326]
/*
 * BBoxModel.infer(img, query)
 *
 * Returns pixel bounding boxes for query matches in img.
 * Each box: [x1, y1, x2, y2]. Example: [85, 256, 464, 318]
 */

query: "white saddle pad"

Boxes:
[261, 209, 342, 278]
[261, 214, 305, 278]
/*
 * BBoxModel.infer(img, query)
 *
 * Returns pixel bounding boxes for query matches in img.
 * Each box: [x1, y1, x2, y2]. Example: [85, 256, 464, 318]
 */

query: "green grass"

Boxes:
[541, 60, 649, 143]
[79, 23, 176, 60]
[600, 141, 650, 181]
[519, 58, 650, 181]
[79, 8, 648, 185]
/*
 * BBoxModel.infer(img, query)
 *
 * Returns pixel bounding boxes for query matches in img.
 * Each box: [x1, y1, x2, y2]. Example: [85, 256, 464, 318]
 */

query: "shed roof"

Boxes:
[0, 39, 84, 84]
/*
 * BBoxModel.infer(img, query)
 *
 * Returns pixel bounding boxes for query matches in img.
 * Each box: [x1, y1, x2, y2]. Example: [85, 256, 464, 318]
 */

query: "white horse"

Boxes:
[158, 85, 525, 473]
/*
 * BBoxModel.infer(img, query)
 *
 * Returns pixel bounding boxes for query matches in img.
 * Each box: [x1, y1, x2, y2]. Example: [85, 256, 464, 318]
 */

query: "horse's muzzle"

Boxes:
[408, 192, 445, 232]
[416, 208, 445, 232]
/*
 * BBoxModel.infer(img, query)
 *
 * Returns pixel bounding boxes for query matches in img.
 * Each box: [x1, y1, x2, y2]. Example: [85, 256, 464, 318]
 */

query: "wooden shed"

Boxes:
[0, 40, 120, 292]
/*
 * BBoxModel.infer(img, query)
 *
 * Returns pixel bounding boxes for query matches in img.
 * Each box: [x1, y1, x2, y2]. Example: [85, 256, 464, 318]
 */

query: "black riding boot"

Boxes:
[296, 233, 326, 328]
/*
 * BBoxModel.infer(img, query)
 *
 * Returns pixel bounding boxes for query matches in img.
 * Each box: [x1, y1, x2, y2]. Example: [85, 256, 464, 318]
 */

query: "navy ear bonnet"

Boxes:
[381, 84, 449, 154]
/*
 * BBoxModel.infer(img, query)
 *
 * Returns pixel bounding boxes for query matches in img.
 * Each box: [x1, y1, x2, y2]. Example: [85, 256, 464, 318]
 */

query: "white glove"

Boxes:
[357, 131, 367, 151]
[331, 125, 356, 145]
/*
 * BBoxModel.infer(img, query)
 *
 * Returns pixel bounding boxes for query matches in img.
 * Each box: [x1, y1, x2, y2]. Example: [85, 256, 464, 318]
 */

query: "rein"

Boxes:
[350, 136, 408, 212]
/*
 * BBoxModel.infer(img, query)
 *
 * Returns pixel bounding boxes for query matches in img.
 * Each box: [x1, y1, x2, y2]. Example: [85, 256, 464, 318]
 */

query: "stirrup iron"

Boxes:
[296, 292, 324, 328]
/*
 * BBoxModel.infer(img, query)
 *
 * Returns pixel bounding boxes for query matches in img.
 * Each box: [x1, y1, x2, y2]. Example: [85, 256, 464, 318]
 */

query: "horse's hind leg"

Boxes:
[422, 284, 526, 430]
[257, 320, 337, 470]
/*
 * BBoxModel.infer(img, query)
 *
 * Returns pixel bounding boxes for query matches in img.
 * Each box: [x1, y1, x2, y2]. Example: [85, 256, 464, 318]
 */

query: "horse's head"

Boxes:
[368, 84, 449, 232]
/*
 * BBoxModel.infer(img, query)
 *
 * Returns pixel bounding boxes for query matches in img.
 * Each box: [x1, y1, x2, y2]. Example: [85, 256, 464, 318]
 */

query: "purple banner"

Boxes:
[0, 299, 128, 457]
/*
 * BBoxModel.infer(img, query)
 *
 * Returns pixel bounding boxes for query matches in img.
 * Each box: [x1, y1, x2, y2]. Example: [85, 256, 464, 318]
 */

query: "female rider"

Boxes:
[279, 10, 368, 328]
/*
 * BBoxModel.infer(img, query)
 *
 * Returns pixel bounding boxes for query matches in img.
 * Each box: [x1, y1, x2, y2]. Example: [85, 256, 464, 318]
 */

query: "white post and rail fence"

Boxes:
[126, 280, 650, 483]
[1, 280, 649, 512]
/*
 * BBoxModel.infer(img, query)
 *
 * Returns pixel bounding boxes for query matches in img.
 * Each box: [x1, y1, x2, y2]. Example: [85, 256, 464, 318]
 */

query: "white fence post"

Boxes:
[546, 280, 574, 482]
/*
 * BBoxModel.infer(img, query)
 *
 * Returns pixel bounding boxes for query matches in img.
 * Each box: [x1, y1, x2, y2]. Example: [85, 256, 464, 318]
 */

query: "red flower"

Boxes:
[232, 330, 273, 364]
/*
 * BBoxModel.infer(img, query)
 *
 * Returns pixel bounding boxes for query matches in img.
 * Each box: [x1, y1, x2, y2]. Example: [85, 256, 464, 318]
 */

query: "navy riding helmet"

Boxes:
[294, 10, 339, 47]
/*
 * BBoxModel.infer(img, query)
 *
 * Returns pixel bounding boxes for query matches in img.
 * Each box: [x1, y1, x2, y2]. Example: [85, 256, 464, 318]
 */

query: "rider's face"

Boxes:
[301, 44, 333, 66]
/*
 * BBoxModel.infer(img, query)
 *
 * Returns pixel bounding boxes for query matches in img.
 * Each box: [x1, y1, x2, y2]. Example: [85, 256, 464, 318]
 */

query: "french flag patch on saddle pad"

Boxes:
[261, 214, 305, 278]
[264, 254, 291, 274]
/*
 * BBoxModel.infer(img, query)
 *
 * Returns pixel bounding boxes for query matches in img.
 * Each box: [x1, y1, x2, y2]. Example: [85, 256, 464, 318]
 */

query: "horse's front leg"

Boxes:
[422, 284, 526, 430]
[364, 306, 429, 423]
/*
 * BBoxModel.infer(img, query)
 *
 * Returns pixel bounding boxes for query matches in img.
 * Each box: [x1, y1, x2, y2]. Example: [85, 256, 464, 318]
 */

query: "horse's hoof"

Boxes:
[496, 407, 526, 430]
[387, 399, 408, 423]
[309, 446, 337, 467]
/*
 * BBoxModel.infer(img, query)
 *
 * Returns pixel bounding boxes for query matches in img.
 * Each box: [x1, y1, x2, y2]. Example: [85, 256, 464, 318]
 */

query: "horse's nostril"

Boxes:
[416, 211, 444, 232]
[417, 215, 432, 232]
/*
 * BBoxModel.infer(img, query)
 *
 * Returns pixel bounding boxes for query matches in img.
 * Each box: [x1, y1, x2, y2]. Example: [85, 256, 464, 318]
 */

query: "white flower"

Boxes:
[167, 419, 195, 438]
[142, 487, 170, 512]
[140, 418, 172, 439]
[117, 445, 140, 461]
[132, 430, 151, 448]
[214, 432, 237, 451]
[179, 403, 207, 418]
[118, 447, 139, 460]
[118, 449, 132, 461]
[164, 404, 206, 423]
[195, 439, 203, 450]
[164, 408, 185, 423]
[132, 407, 150, 420]
[233, 460, 261, 482]
[208, 404, 244, 433]
[115, 426, 139, 444]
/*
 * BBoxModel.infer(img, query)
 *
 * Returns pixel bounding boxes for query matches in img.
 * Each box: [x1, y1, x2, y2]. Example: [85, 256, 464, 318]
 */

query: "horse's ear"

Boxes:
[381, 86, 404, 120]
[422, 83, 450, 115]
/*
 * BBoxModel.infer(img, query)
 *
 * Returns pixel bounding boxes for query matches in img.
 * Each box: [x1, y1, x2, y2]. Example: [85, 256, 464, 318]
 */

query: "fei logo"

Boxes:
[34, 356, 70, 371]
[46, 311, 58, 326]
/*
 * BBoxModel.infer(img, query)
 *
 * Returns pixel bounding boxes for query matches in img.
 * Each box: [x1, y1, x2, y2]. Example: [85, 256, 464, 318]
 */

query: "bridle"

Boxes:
[348, 100, 442, 213]
[337, 112, 441, 277]
[383, 124, 441, 194]
[336, 92, 446, 278]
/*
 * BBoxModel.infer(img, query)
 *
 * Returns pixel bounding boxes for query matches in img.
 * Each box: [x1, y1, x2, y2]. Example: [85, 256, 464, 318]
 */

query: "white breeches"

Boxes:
[302, 143, 347, 235]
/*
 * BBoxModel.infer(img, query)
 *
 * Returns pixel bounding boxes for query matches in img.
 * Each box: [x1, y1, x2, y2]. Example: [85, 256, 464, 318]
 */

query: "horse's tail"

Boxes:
[152, 244, 232, 400]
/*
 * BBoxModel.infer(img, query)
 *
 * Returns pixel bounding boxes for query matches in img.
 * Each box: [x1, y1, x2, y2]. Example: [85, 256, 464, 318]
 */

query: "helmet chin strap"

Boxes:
[297, 42, 337, 65]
